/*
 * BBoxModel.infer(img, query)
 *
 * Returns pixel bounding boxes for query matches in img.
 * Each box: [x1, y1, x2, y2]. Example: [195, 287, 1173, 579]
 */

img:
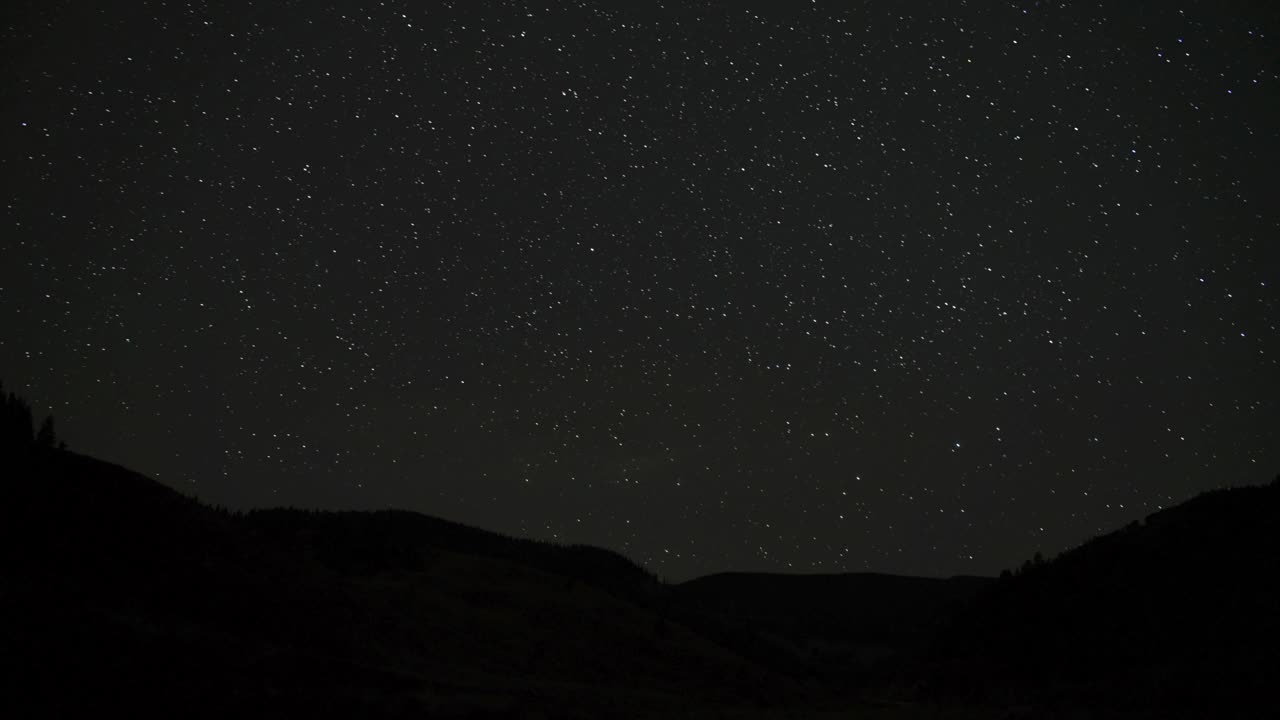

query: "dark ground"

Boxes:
[2, 441, 1277, 718]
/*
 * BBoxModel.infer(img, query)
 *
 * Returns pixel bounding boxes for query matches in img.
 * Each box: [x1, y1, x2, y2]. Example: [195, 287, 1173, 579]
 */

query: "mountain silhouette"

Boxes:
[2, 389, 1277, 717]
[675, 571, 991, 684]
[0, 444, 813, 718]
[922, 481, 1280, 715]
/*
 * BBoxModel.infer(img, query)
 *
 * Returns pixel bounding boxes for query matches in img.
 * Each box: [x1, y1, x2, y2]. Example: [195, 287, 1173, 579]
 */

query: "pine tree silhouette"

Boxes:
[1, 381, 60, 450]
[36, 415, 57, 447]
[2, 381, 36, 447]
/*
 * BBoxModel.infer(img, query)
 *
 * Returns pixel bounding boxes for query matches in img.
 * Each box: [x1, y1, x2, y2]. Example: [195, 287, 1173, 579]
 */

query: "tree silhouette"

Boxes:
[36, 415, 57, 447]
[1014, 550, 1048, 577]
[1, 381, 61, 451]
[2, 381, 36, 447]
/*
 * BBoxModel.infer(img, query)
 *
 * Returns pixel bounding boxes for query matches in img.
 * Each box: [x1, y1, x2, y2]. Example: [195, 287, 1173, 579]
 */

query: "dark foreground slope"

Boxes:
[0, 446, 811, 718]
[676, 572, 991, 681]
[4, 440, 1277, 718]
[922, 482, 1280, 716]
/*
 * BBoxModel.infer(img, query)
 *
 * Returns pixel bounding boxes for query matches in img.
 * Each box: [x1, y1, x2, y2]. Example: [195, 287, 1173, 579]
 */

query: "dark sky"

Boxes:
[3, 1, 1277, 581]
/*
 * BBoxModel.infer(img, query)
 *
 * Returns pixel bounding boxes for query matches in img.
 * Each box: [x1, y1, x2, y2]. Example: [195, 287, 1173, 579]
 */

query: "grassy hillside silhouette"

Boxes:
[675, 572, 991, 685]
[1, 444, 816, 718]
[2, 383, 1277, 717]
[921, 481, 1280, 714]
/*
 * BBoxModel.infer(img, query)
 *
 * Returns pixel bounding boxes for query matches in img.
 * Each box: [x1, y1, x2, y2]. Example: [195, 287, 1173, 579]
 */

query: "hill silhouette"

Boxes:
[675, 572, 991, 685]
[0, 444, 816, 718]
[921, 481, 1280, 715]
[2, 384, 1278, 717]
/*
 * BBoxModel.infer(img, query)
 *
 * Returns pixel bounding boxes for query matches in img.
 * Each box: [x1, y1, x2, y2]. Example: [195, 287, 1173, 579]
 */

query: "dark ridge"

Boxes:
[243, 507, 661, 604]
[0, 444, 811, 718]
[678, 571, 992, 646]
[4, 381, 1277, 717]
[674, 571, 993, 687]
[922, 481, 1280, 713]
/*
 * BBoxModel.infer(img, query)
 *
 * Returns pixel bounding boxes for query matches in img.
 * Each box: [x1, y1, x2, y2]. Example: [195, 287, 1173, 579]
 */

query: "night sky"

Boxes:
[3, 1, 1277, 581]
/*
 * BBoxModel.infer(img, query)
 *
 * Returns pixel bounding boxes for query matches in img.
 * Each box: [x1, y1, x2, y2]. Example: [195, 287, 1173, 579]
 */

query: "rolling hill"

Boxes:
[3, 436, 1277, 718]
[922, 481, 1280, 715]
[0, 445, 807, 717]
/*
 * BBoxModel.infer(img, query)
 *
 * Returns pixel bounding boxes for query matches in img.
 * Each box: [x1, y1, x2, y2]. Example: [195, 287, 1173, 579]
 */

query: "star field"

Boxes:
[3, 1, 1277, 580]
